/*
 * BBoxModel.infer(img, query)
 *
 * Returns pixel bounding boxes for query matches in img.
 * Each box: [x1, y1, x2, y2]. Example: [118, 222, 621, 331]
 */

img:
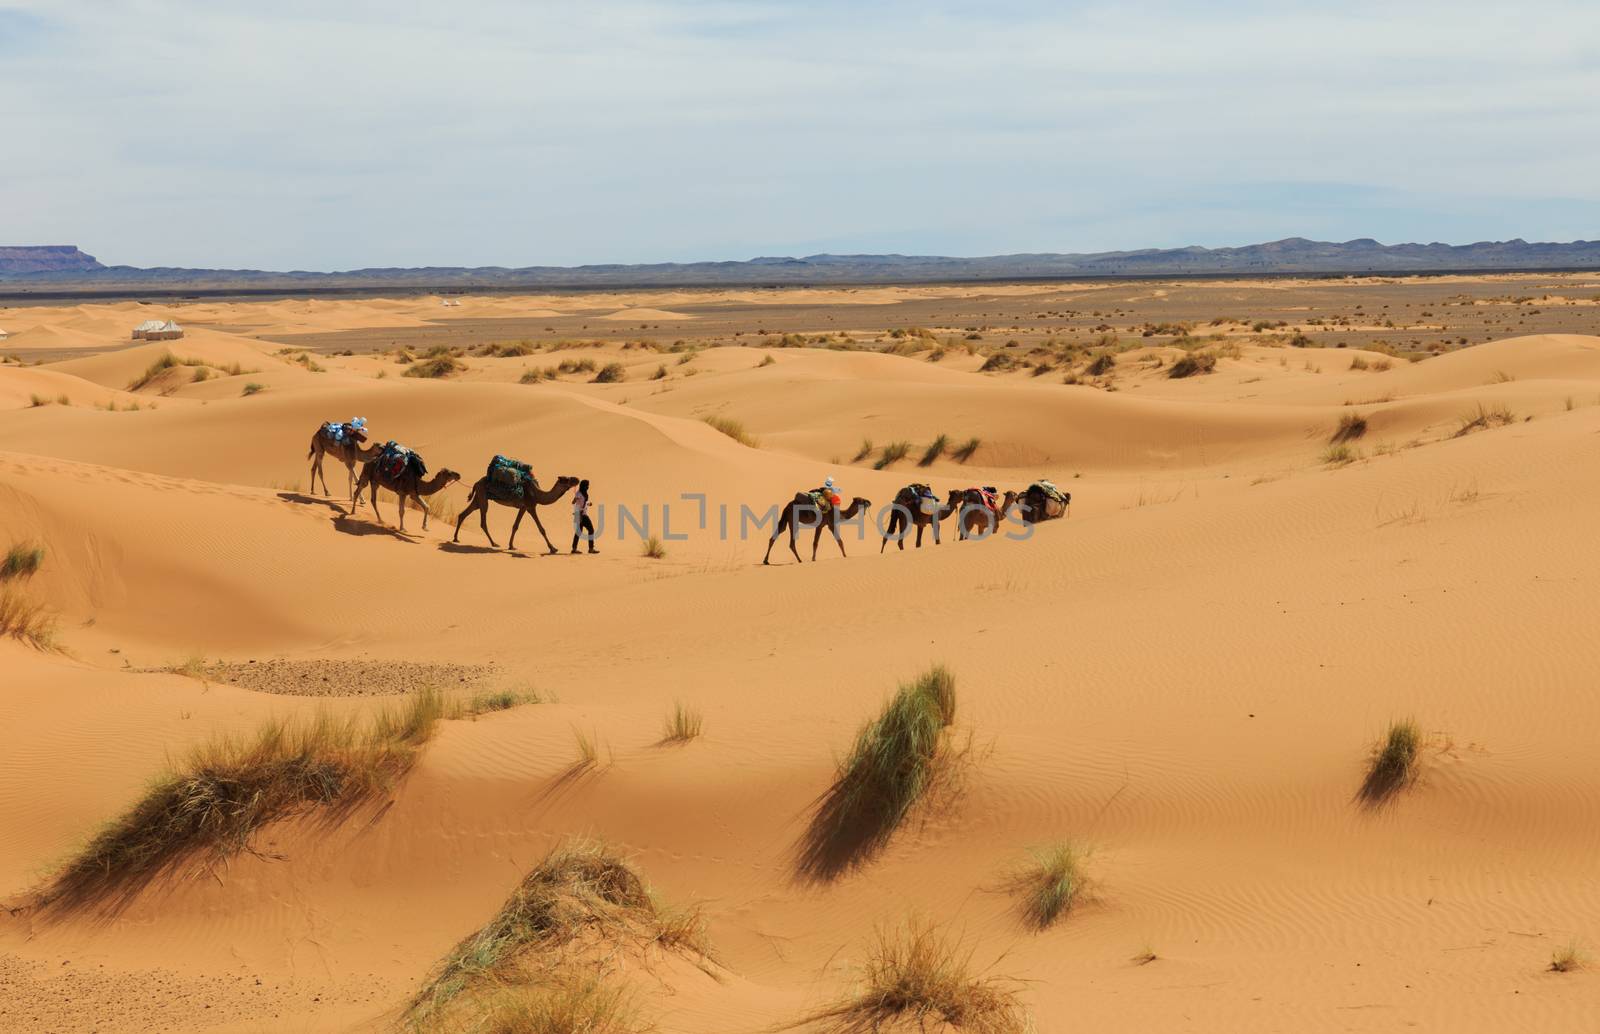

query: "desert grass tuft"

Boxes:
[463, 976, 641, 1034]
[44, 689, 445, 910]
[703, 414, 759, 448]
[873, 441, 911, 470]
[1357, 718, 1422, 807]
[918, 434, 949, 467]
[1454, 402, 1517, 437]
[789, 918, 1028, 1034]
[1550, 941, 1587, 973]
[2, 541, 45, 581]
[952, 437, 981, 464]
[404, 356, 464, 379]
[1008, 841, 1089, 930]
[571, 727, 600, 769]
[1167, 352, 1217, 378]
[461, 689, 542, 717]
[127, 353, 179, 390]
[0, 585, 60, 650]
[661, 701, 703, 743]
[640, 535, 667, 559]
[798, 665, 959, 881]
[1331, 411, 1368, 443]
[591, 362, 626, 383]
[241, 382, 265, 396]
[407, 839, 709, 1024]
[1322, 443, 1357, 466]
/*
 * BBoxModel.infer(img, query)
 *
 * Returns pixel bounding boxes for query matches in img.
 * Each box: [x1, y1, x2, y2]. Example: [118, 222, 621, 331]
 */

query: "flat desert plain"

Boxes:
[2, 275, 1599, 1032]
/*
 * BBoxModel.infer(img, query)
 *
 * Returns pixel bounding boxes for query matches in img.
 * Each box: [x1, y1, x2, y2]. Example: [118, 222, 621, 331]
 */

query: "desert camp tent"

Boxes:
[132, 319, 183, 341]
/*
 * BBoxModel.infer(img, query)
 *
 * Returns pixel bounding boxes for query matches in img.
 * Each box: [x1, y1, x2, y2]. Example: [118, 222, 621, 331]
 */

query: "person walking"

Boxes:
[570, 478, 598, 554]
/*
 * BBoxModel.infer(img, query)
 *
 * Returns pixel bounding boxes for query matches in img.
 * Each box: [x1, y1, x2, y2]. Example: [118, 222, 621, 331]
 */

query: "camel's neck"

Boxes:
[419, 474, 454, 494]
[530, 483, 571, 505]
[839, 499, 868, 519]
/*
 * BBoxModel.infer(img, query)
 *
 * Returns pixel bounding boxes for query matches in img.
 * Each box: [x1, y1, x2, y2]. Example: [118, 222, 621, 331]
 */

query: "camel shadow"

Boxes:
[438, 542, 500, 555]
[276, 491, 346, 514]
[331, 515, 414, 541]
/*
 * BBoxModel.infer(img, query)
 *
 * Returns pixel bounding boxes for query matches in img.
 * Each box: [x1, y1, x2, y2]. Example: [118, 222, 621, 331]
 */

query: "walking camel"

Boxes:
[352, 455, 461, 533]
[307, 425, 383, 503]
[762, 493, 873, 565]
[955, 488, 1018, 540]
[880, 486, 963, 552]
[453, 473, 580, 553]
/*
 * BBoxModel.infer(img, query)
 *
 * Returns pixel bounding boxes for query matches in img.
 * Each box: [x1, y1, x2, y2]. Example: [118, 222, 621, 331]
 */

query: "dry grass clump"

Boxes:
[852, 439, 874, 463]
[1167, 352, 1217, 378]
[1357, 718, 1422, 807]
[978, 353, 1018, 373]
[1322, 443, 1357, 466]
[1331, 411, 1368, 443]
[461, 689, 542, 717]
[407, 839, 709, 1025]
[661, 702, 703, 743]
[2, 541, 45, 581]
[640, 535, 667, 559]
[591, 362, 626, 383]
[1454, 402, 1517, 437]
[798, 665, 959, 881]
[241, 382, 265, 396]
[463, 977, 640, 1034]
[874, 441, 911, 470]
[404, 356, 465, 378]
[127, 353, 179, 390]
[1008, 841, 1089, 929]
[1085, 352, 1116, 376]
[0, 585, 59, 650]
[704, 415, 759, 448]
[919, 434, 949, 467]
[791, 919, 1028, 1034]
[43, 690, 444, 910]
[952, 437, 981, 464]
[1550, 941, 1587, 973]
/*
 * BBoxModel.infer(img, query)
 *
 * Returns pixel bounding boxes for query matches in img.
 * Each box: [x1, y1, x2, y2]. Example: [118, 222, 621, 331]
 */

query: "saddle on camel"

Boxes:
[486, 454, 535, 503]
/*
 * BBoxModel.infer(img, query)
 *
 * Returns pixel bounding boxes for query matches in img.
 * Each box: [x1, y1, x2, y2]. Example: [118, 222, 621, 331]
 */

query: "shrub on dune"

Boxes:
[43, 690, 444, 910]
[790, 919, 1028, 1034]
[661, 701, 703, 743]
[127, 353, 178, 390]
[1331, 411, 1368, 443]
[952, 437, 981, 464]
[1357, 718, 1422, 807]
[798, 665, 959, 880]
[1167, 352, 1217, 378]
[1008, 841, 1089, 930]
[404, 356, 464, 378]
[0, 585, 59, 650]
[467, 977, 640, 1034]
[408, 839, 709, 1024]
[873, 441, 911, 470]
[919, 434, 949, 467]
[703, 415, 759, 448]
[640, 535, 667, 559]
[1550, 941, 1587, 973]
[591, 362, 626, 383]
[2, 541, 45, 581]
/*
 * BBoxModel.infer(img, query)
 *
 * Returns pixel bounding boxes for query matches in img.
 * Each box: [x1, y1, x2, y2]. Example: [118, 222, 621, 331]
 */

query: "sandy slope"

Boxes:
[3, 299, 1600, 1032]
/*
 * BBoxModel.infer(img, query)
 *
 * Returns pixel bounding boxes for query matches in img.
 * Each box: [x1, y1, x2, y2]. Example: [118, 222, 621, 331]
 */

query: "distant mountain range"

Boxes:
[5, 238, 1600, 290]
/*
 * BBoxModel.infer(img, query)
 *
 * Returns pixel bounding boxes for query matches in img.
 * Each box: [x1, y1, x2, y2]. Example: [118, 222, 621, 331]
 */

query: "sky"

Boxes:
[3, 1, 1599, 271]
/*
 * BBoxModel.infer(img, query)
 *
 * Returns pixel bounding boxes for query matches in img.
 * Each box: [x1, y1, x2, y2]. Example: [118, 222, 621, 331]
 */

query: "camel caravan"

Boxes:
[308, 419, 1071, 562]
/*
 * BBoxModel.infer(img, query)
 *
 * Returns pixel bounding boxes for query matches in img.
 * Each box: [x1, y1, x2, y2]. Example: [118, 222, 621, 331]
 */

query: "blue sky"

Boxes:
[3, 1, 1597, 270]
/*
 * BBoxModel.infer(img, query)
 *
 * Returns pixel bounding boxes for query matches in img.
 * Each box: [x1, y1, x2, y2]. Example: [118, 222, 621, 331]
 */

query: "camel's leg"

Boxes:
[811, 524, 823, 561]
[914, 522, 924, 549]
[830, 522, 847, 558]
[309, 449, 323, 495]
[368, 480, 384, 524]
[763, 509, 789, 565]
[527, 506, 558, 554]
[477, 498, 496, 546]
[452, 492, 479, 543]
[345, 461, 358, 507]
[880, 512, 897, 553]
[788, 519, 802, 563]
[508, 509, 525, 551]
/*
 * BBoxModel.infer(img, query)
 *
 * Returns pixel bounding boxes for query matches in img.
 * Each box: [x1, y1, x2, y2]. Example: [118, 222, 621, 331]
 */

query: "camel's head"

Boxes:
[555, 475, 581, 493]
[945, 488, 965, 507]
[438, 468, 462, 487]
[851, 496, 872, 513]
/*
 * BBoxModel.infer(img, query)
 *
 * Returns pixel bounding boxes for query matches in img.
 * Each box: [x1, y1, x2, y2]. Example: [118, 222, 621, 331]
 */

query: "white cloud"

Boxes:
[3, 1, 1597, 268]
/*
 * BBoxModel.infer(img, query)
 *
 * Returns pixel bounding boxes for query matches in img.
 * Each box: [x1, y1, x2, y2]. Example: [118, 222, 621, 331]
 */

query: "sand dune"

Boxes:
[3, 292, 1600, 1032]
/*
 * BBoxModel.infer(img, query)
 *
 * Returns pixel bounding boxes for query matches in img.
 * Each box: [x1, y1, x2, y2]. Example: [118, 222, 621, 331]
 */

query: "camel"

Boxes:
[352, 453, 461, 533]
[880, 486, 963, 552]
[452, 473, 580, 553]
[762, 494, 873, 565]
[1014, 482, 1072, 525]
[955, 488, 1018, 540]
[307, 424, 383, 503]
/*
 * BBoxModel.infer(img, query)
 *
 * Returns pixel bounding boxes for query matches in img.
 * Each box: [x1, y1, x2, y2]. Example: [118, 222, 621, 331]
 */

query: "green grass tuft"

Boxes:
[1008, 841, 1089, 929]
[798, 665, 958, 880]
[640, 535, 667, 559]
[919, 434, 949, 467]
[44, 690, 445, 910]
[1358, 718, 1422, 807]
[873, 441, 911, 470]
[591, 362, 626, 383]
[2, 541, 45, 581]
